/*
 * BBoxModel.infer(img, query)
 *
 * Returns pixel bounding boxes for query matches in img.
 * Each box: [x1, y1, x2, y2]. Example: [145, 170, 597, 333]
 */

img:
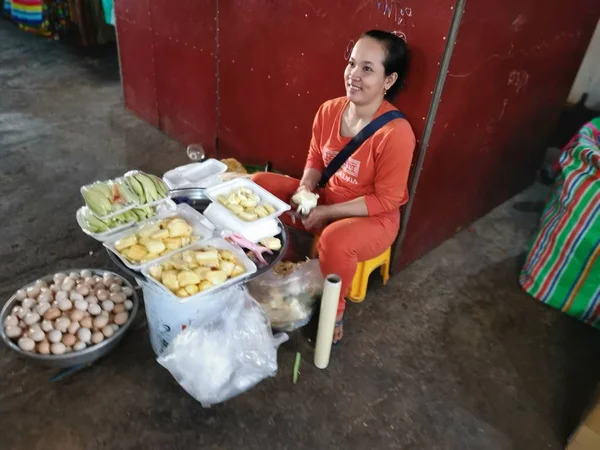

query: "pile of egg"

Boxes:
[3, 270, 134, 355]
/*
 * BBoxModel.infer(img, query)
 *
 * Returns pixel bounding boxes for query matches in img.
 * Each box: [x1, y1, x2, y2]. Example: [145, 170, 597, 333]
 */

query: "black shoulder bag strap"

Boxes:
[317, 110, 405, 188]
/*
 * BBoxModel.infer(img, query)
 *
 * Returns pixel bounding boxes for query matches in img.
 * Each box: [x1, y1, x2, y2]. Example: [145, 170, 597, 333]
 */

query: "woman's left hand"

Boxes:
[301, 205, 331, 231]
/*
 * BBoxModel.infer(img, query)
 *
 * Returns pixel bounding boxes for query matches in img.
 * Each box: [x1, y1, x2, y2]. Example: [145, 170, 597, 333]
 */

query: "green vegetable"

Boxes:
[134, 174, 159, 202]
[293, 352, 301, 384]
[126, 176, 146, 203]
[81, 185, 113, 216]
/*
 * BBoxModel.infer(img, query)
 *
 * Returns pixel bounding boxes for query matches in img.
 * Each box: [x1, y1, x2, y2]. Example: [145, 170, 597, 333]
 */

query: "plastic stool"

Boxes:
[310, 234, 391, 303]
[348, 247, 391, 302]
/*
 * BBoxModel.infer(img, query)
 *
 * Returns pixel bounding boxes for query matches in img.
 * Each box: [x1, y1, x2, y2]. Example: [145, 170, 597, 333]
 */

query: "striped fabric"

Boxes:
[6, 0, 44, 27]
[520, 118, 600, 327]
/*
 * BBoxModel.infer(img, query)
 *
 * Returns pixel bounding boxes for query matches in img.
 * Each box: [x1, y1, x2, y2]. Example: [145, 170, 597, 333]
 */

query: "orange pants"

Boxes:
[252, 172, 399, 315]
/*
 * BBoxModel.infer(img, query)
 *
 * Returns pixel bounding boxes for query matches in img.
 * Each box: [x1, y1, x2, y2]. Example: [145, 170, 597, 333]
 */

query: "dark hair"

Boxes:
[361, 30, 409, 101]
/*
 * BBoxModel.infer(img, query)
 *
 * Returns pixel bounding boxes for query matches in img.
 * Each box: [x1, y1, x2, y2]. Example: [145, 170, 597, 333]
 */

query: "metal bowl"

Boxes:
[169, 187, 211, 213]
[0, 269, 139, 368]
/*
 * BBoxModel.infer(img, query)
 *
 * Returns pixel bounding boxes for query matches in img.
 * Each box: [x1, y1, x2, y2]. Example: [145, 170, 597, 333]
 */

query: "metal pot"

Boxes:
[0, 269, 139, 368]
[169, 187, 211, 213]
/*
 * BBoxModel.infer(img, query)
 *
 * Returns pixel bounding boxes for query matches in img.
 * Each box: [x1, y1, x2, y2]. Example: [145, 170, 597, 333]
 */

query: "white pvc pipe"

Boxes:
[314, 274, 341, 369]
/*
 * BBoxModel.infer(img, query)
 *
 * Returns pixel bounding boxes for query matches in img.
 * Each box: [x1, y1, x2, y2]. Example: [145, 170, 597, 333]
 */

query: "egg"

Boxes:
[61, 277, 76, 292]
[114, 312, 129, 326]
[124, 300, 134, 311]
[84, 276, 95, 287]
[70, 310, 85, 322]
[110, 293, 126, 304]
[55, 291, 68, 302]
[34, 279, 48, 289]
[51, 342, 66, 355]
[77, 327, 92, 344]
[18, 337, 35, 352]
[88, 304, 102, 316]
[37, 292, 52, 304]
[101, 325, 114, 338]
[109, 283, 121, 293]
[93, 314, 109, 329]
[96, 289, 109, 301]
[4, 315, 18, 328]
[84, 295, 97, 305]
[22, 298, 36, 310]
[73, 341, 86, 351]
[26, 285, 41, 299]
[48, 329, 63, 343]
[37, 341, 50, 354]
[53, 273, 67, 284]
[68, 272, 80, 280]
[56, 316, 71, 331]
[74, 299, 88, 311]
[24, 312, 41, 326]
[121, 286, 134, 297]
[41, 320, 54, 332]
[62, 333, 76, 347]
[80, 269, 92, 279]
[15, 307, 28, 320]
[57, 299, 73, 311]
[70, 291, 84, 302]
[14, 289, 27, 301]
[113, 304, 125, 314]
[44, 308, 61, 321]
[91, 332, 104, 344]
[67, 321, 80, 335]
[5, 326, 22, 339]
[28, 328, 45, 342]
[102, 300, 115, 312]
[36, 302, 51, 316]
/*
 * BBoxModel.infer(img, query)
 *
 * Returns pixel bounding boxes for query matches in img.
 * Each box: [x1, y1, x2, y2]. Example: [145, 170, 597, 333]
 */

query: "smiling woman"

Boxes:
[252, 30, 416, 344]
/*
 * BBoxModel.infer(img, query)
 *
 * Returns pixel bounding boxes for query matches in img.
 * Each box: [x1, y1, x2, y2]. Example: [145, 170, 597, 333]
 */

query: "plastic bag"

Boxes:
[248, 259, 324, 331]
[157, 287, 288, 407]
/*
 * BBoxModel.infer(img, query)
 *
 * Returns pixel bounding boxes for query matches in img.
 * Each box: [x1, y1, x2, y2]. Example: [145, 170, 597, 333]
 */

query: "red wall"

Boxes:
[115, 0, 218, 154]
[396, 0, 600, 268]
[218, 0, 454, 177]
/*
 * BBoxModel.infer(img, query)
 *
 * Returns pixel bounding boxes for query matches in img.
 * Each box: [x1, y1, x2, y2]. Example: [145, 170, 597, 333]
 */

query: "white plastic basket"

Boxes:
[204, 178, 290, 228]
[103, 203, 214, 271]
[140, 237, 257, 303]
[163, 159, 228, 190]
[203, 203, 281, 243]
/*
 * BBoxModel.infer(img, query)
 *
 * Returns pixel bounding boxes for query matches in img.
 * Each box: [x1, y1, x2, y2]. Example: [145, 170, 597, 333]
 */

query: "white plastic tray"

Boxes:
[203, 203, 281, 243]
[76, 199, 177, 242]
[204, 178, 290, 228]
[163, 159, 228, 190]
[141, 238, 257, 303]
[104, 203, 214, 271]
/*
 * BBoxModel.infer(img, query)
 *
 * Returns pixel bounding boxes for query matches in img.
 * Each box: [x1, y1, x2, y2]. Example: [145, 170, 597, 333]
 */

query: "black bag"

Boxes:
[317, 110, 405, 188]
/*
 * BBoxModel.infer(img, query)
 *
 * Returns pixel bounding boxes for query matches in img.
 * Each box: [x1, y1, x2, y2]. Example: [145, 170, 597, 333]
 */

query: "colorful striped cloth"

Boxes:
[520, 118, 600, 327]
[3, 0, 70, 38]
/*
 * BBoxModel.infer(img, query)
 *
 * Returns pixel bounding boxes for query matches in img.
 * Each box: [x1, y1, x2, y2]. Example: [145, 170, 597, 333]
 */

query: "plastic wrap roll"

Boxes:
[314, 274, 341, 369]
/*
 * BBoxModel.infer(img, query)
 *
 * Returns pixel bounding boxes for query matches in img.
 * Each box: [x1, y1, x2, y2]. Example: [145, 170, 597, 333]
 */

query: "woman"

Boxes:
[253, 30, 416, 343]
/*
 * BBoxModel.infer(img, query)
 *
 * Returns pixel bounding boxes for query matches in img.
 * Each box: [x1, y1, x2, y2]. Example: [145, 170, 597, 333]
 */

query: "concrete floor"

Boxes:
[1, 21, 600, 450]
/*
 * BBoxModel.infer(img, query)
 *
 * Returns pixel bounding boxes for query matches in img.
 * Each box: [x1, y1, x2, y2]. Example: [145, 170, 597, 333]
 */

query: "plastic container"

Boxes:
[205, 178, 291, 228]
[103, 203, 214, 271]
[141, 237, 257, 302]
[163, 159, 228, 190]
[76, 199, 177, 242]
[203, 203, 281, 243]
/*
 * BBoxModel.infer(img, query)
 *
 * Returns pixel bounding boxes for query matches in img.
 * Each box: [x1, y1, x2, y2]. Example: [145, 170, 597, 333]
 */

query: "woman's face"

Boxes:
[344, 37, 396, 106]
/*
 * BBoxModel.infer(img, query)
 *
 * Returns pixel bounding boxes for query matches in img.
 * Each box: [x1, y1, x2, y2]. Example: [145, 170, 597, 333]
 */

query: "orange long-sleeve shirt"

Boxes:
[305, 97, 416, 223]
